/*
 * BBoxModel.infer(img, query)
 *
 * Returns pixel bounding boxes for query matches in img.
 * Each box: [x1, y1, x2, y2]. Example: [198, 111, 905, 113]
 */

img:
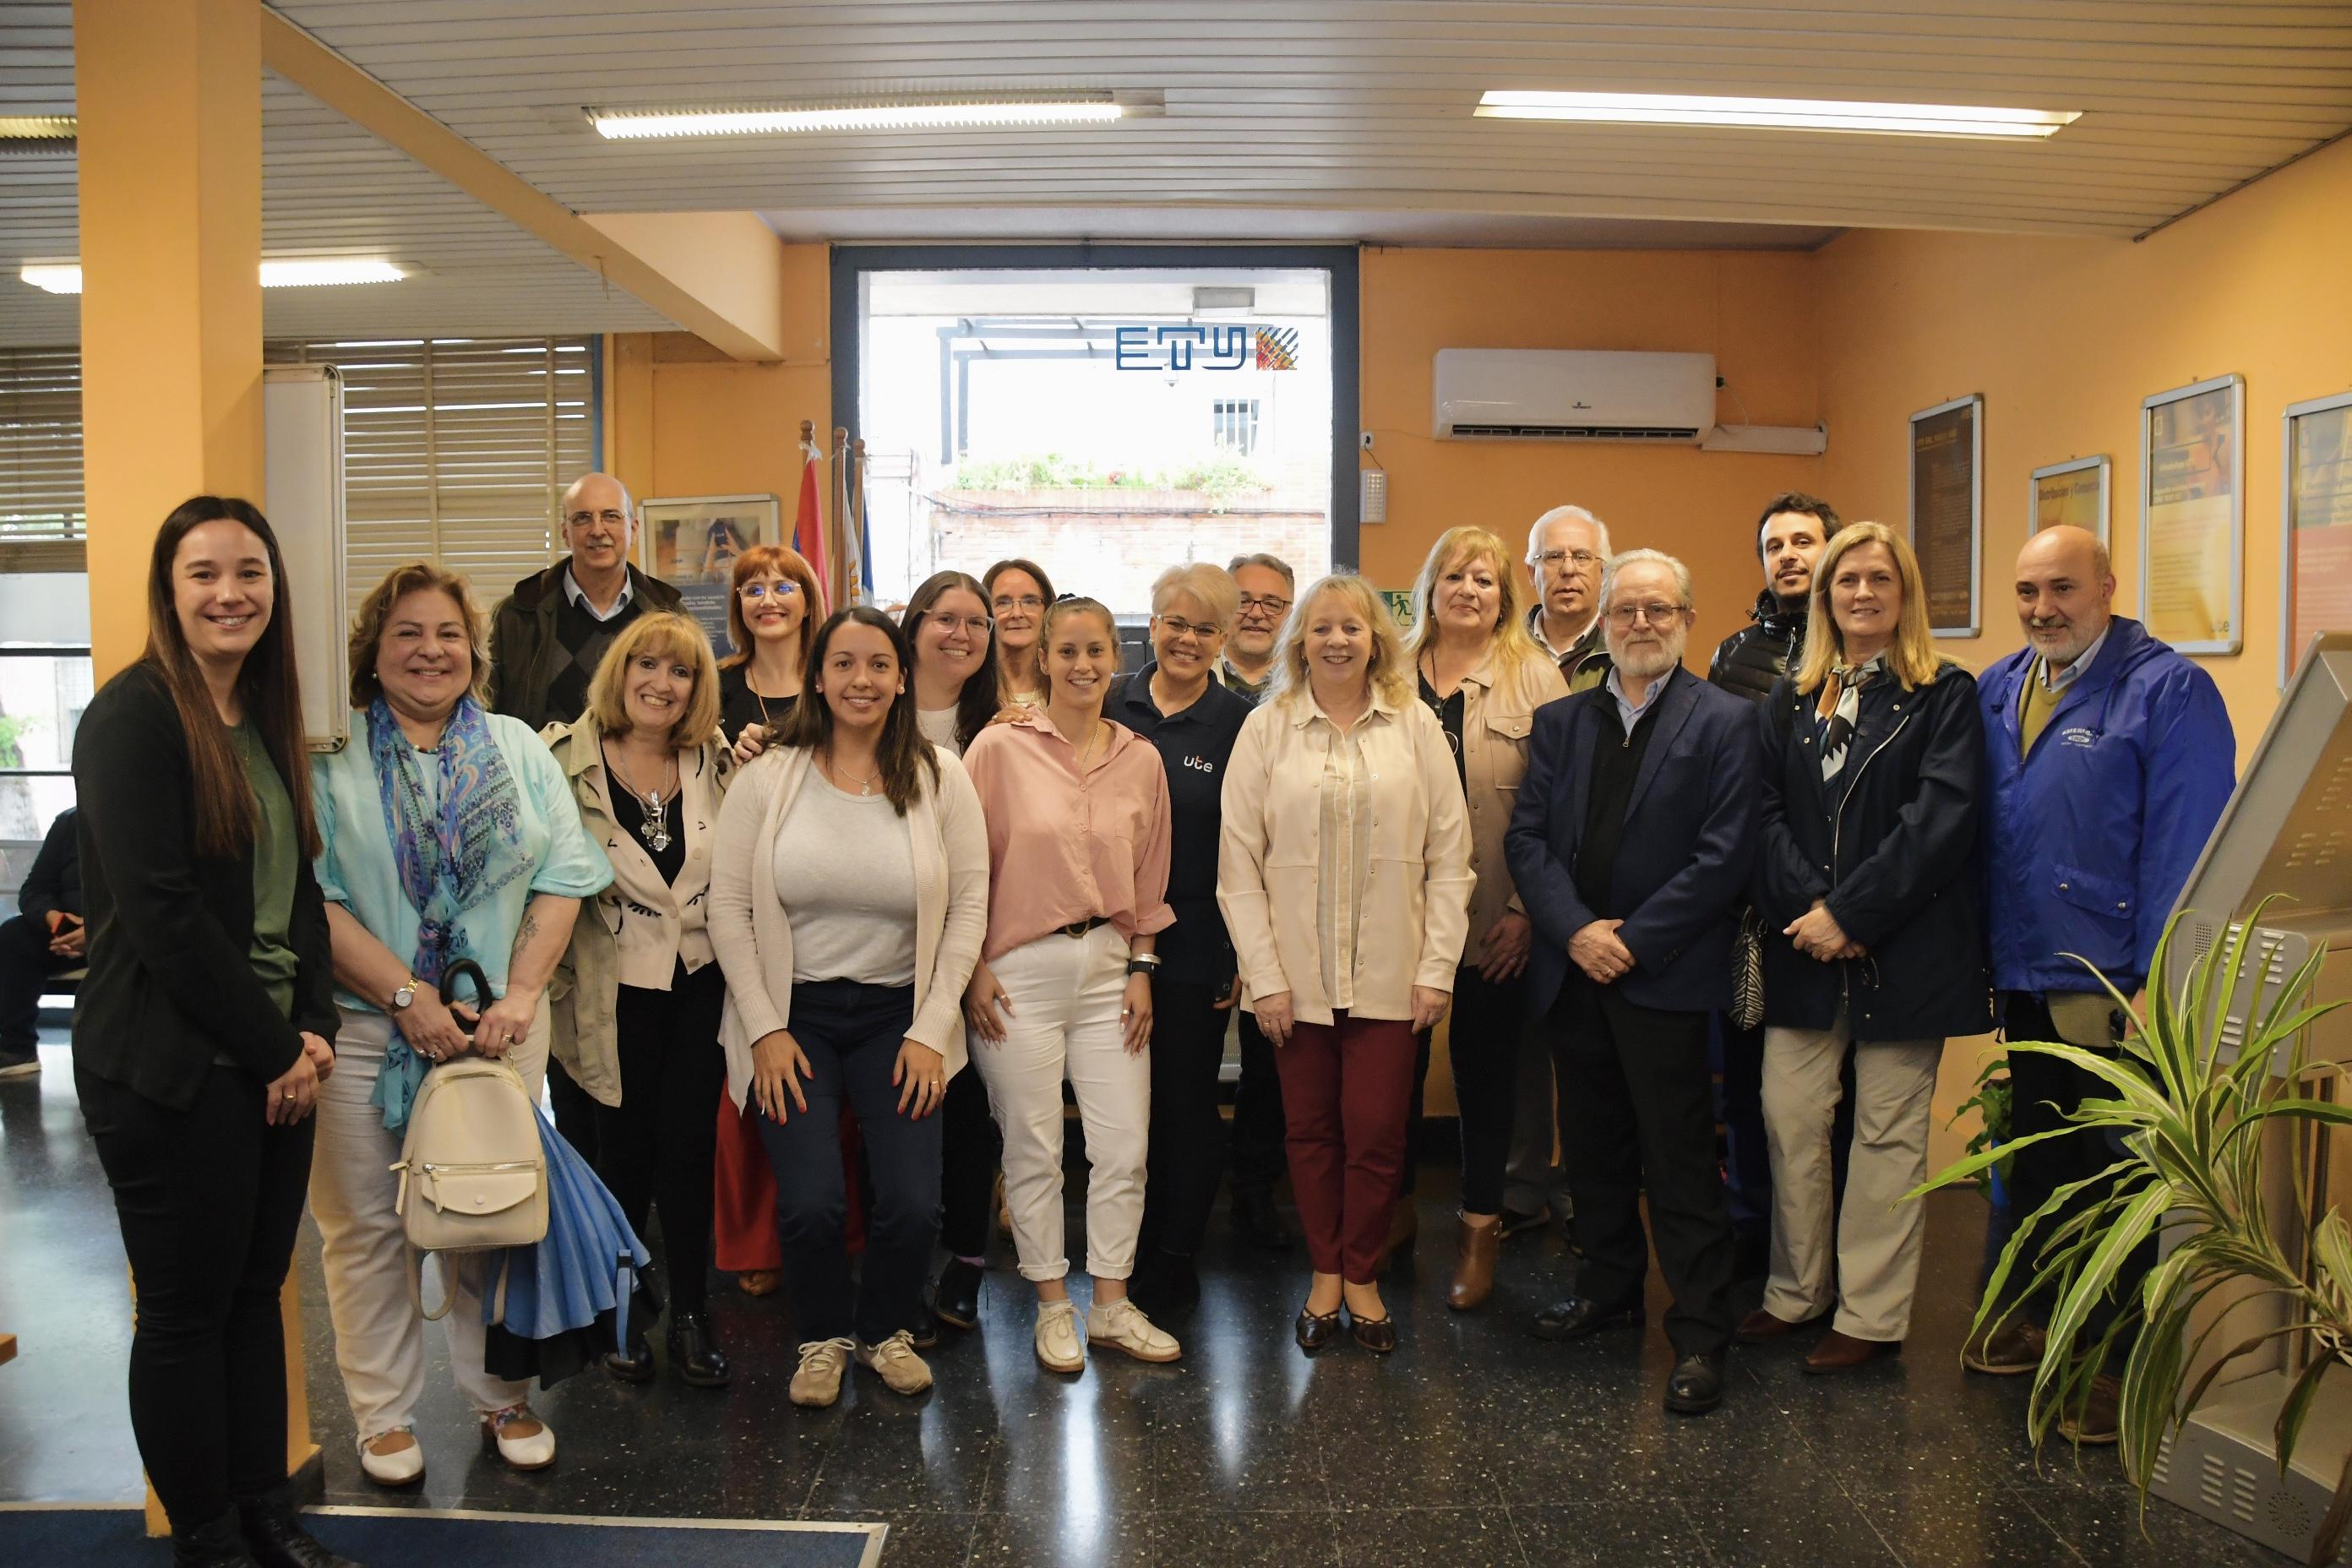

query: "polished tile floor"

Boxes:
[0, 1037, 2285, 1566]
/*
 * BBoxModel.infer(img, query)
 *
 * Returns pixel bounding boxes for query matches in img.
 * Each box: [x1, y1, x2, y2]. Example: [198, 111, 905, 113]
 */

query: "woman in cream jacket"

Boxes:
[1217, 574, 1473, 1354]
[707, 606, 990, 1407]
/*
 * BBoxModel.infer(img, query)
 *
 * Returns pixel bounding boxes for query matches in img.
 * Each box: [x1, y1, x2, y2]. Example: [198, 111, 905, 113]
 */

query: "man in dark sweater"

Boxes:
[487, 471, 684, 1149]
[1705, 491, 1842, 1274]
[1505, 550, 1761, 1416]
[2, 807, 83, 1077]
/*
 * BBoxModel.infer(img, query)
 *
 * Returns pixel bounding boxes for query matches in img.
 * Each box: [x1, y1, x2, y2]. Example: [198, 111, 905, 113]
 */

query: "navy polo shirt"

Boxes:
[1110, 663, 1252, 988]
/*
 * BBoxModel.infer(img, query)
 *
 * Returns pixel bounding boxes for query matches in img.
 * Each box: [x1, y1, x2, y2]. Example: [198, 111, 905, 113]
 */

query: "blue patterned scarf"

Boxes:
[365, 694, 526, 1130]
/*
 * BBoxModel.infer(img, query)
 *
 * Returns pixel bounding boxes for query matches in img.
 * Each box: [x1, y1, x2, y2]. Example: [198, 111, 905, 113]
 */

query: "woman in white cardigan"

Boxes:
[707, 606, 989, 1408]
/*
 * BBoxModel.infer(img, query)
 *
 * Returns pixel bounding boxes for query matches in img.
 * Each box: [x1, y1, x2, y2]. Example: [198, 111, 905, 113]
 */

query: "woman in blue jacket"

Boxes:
[1741, 521, 1990, 1373]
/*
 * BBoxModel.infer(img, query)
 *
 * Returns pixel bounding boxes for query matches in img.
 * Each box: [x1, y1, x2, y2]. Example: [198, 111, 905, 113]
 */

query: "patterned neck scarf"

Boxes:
[1814, 653, 1886, 782]
[364, 694, 525, 1129]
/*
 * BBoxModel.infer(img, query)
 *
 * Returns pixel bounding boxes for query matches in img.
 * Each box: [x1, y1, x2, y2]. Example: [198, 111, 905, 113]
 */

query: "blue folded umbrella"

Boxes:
[481, 1105, 660, 1388]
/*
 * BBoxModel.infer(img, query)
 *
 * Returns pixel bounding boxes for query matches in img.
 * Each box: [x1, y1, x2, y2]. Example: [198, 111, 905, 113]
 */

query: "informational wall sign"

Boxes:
[2141, 375, 2243, 656]
[2030, 455, 2110, 544]
[2283, 391, 2352, 684]
[641, 493, 781, 651]
[1908, 395, 1982, 637]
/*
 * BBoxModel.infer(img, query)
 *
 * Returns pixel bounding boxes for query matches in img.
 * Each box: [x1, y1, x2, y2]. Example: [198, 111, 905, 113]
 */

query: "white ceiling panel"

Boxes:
[1, 1, 2346, 346]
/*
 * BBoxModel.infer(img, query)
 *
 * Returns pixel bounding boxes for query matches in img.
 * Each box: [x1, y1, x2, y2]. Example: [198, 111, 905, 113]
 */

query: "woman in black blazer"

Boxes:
[71, 498, 359, 1568]
[1740, 521, 1989, 1375]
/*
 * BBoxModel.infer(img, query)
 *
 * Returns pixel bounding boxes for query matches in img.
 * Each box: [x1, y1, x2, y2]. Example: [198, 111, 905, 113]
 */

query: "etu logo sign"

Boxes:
[1115, 325, 1299, 372]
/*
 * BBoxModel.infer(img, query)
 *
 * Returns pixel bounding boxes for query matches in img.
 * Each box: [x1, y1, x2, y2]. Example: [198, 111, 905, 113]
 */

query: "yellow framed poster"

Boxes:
[2141, 374, 2243, 656]
[1908, 395, 1981, 637]
[2282, 390, 2352, 685]
[2029, 455, 2110, 544]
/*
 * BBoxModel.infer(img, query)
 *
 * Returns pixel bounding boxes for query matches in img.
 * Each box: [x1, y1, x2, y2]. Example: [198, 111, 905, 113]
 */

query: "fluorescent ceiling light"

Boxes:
[20, 259, 408, 295]
[1475, 90, 2078, 140]
[589, 95, 1127, 139]
[0, 115, 75, 155]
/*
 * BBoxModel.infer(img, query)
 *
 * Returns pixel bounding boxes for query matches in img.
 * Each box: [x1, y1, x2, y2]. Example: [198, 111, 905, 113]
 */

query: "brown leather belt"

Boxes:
[1058, 915, 1113, 939]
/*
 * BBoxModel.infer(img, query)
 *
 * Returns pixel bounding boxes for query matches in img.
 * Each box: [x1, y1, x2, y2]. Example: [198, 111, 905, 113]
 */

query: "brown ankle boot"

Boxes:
[1447, 1214, 1502, 1311]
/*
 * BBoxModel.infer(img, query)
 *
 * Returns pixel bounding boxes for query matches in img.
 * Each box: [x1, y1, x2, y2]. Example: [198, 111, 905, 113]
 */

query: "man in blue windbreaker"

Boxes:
[1967, 524, 2234, 1442]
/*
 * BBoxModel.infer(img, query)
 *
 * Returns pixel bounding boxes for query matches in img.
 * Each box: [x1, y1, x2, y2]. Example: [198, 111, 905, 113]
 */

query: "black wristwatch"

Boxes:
[1125, 956, 1160, 978]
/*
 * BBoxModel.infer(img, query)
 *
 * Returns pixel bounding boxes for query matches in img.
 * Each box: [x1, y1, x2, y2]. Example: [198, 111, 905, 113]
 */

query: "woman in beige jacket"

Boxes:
[1402, 526, 1570, 1313]
[1217, 574, 1473, 1354]
[542, 612, 735, 1388]
[707, 606, 990, 1408]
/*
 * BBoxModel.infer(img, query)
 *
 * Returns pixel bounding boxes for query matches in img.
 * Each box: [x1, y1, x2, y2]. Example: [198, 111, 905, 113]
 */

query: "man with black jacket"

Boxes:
[1, 806, 81, 1077]
[1705, 492, 1840, 1274]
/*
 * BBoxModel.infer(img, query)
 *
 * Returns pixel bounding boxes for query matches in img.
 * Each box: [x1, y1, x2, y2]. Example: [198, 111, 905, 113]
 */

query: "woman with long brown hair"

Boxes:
[72, 497, 356, 1568]
[982, 557, 1054, 707]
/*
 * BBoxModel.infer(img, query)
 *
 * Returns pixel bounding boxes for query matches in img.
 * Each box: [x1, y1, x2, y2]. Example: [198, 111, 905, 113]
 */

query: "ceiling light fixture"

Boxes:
[1475, 90, 2078, 140]
[0, 114, 76, 154]
[19, 259, 409, 295]
[587, 93, 1133, 139]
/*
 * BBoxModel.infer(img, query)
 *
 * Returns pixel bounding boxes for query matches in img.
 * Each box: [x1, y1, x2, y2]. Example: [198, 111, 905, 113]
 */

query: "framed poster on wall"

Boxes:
[2141, 374, 2243, 656]
[640, 493, 781, 651]
[1908, 395, 1982, 637]
[2282, 390, 2352, 685]
[2030, 455, 2110, 544]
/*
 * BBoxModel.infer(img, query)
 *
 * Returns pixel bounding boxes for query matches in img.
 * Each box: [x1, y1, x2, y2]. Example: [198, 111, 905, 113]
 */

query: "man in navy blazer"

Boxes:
[1505, 549, 1761, 1416]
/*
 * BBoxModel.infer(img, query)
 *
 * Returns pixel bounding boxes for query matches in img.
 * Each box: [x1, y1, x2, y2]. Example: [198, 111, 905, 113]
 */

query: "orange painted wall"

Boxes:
[1357, 245, 1827, 656]
[1815, 133, 2352, 764]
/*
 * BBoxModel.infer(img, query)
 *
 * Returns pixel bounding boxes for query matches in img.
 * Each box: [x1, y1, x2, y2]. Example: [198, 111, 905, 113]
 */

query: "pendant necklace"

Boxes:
[607, 744, 677, 853]
[823, 747, 883, 797]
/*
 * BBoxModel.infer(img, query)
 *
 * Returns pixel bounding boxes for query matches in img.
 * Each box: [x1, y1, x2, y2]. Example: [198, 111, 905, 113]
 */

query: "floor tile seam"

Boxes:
[1824, 1467, 1913, 1568]
[1996, 1475, 2099, 1568]
[1494, 1499, 1538, 1568]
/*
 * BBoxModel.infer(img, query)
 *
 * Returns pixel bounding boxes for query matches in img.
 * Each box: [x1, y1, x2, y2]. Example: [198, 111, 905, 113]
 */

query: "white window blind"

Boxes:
[264, 337, 598, 618]
[0, 347, 86, 571]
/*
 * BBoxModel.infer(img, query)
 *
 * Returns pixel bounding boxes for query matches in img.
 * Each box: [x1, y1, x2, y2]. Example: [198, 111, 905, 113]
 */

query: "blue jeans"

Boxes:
[754, 980, 941, 1343]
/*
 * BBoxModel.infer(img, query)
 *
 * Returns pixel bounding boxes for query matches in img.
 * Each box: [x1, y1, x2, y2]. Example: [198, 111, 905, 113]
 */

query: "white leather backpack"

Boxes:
[389, 961, 548, 1319]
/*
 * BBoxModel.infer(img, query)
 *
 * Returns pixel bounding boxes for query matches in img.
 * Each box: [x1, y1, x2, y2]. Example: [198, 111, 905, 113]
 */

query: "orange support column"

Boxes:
[73, 0, 318, 1535]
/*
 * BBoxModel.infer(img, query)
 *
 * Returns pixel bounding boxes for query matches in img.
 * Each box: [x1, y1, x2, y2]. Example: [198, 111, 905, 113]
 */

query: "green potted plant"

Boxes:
[1912, 903, 2352, 1565]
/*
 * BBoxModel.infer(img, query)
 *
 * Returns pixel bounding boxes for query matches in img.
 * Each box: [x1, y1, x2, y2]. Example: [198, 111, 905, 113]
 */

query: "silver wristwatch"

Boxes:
[390, 977, 419, 1010]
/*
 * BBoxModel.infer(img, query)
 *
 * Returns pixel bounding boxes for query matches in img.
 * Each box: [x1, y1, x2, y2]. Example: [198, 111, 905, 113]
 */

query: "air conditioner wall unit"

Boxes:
[1434, 348, 1718, 444]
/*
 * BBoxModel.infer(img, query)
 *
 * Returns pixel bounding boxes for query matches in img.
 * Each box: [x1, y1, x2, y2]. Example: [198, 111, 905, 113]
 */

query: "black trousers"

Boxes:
[0, 912, 75, 1055]
[1549, 980, 1737, 1358]
[547, 1053, 602, 1167]
[939, 1060, 1002, 1260]
[754, 980, 939, 1342]
[1444, 964, 1532, 1216]
[1999, 990, 2149, 1369]
[593, 961, 726, 1316]
[1140, 977, 1230, 1258]
[1228, 1005, 1288, 1201]
[76, 1062, 313, 1532]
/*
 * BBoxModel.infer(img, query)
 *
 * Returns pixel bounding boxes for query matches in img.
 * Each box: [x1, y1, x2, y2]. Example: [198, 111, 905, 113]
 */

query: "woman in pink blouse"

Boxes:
[961, 595, 1179, 1375]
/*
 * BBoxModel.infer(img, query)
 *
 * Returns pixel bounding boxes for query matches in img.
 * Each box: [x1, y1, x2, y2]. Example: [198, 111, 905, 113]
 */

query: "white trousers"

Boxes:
[973, 924, 1149, 1282]
[1760, 1015, 1944, 1342]
[308, 1004, 548, 1441]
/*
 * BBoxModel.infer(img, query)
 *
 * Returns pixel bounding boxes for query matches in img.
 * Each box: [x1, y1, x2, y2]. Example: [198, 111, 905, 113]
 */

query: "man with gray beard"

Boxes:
[1505, 550, 1761, 1416]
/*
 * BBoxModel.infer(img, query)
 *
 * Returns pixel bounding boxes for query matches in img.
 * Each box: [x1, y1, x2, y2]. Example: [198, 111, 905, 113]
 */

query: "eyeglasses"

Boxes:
[1534, 549, 1603, 571]
[739, 581, 799, 600]
[1235, 593, 1291, 618]
[992, 594, 1045, 613]
[925, 610, 992, 636]
[1607, 601, 1689, 627]
[1156, 615, 1222, 642]
[565, 509, 629, 530]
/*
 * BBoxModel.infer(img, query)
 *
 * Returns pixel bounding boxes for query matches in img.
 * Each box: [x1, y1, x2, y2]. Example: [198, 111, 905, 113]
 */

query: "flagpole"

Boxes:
[850, 437, 871, 604]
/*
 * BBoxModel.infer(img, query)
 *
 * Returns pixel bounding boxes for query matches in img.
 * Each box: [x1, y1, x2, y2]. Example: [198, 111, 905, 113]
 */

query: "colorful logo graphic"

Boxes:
[1253, 327, 1298, 371]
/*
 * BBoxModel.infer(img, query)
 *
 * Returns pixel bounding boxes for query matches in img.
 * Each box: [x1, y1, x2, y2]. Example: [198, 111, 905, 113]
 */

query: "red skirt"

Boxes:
[712, 1087, 868, 1270]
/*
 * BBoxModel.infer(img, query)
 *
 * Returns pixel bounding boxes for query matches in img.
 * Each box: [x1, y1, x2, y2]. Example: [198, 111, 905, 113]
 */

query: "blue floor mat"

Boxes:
[0, 1505, 882, 1566]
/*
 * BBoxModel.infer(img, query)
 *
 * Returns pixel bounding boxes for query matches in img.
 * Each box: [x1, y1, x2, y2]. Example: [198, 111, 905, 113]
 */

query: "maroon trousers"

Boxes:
[1277, 1010, 1420, 1282]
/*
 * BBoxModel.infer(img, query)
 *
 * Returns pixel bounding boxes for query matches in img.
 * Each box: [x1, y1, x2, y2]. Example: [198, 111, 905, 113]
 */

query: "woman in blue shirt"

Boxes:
[308, 562, 611, 1488]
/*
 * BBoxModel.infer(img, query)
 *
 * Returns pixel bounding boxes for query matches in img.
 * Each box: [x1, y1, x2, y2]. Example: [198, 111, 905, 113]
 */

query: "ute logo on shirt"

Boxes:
[1182, 754, 1217, 774]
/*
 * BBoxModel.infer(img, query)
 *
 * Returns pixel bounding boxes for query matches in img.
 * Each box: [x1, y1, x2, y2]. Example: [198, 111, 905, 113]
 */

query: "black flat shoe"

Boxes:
[668, 1313, 731, 1386]
[237, 1498, 362, 1568]
[602, 1326, 655, 1382]
[912, 1298, 940, 1350]
[1664, 1353, 1726, 1415]
[1348, 1310, 1397, 1354]
[933, 1258, 983, 1330]
[1233, 1190, 1291, 1251]
[1533, 1295, 1643, 1341]
[1294, 1305, 1342, 1353]
[174, 1508, 262, 1568]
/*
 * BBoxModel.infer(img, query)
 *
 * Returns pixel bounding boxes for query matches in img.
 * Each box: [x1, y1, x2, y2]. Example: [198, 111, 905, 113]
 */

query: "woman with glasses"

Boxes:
[545, 613, 737, 1386]
[962, 596, 1179, 1374]
[1402, 526, 1569, 1312]
[710, 546, 822, 1298]
[982, 558, 1055, 708]
[1108, 564, 1255, 1314]
[900, 572, 1010, 1335]
[1218, 575, 1473, 1354]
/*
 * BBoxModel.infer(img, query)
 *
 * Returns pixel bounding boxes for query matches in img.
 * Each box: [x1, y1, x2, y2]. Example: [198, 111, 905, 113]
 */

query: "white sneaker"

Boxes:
[1035, 1298, 1085, 1373]
[481, 1403, 555, 1470]
[857, 1330, 935, 1396]
[357, 1427, 423, 1486]
[1087, 1296, 1182, 1364]
[791, 1337, 857, 1407]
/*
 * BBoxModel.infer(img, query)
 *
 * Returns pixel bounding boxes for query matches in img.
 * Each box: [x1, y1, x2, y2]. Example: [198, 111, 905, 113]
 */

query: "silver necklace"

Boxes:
[607, 744, 677, 852]
[821, 746, 883, 797]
